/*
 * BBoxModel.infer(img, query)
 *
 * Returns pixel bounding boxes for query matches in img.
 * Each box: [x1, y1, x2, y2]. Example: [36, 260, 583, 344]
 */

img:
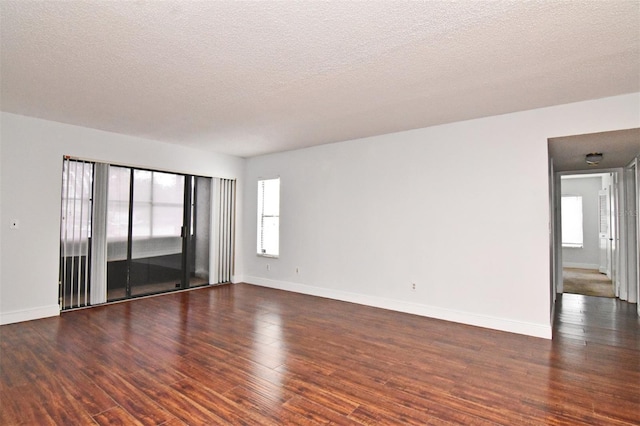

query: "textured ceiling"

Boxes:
[1, 1, 639, 158]
[549, 128, 640, 172]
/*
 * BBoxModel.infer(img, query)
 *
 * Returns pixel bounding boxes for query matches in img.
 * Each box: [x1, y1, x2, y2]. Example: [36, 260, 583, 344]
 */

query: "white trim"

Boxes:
[243, 277, 552, 340]
[562, 262, 600, 270]
[559, 168, 623, 178]
[1, 304, 60, 325]
[211, 178, 221, 284]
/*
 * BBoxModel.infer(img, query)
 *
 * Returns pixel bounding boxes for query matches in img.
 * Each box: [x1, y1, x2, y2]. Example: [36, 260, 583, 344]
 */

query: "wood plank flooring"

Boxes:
[1, 284, 639, 425]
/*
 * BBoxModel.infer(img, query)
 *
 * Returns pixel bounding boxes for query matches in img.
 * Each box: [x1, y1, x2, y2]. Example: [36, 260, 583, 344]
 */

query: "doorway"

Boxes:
[559, 173, 616, 298]
[548, 128, 640, 321]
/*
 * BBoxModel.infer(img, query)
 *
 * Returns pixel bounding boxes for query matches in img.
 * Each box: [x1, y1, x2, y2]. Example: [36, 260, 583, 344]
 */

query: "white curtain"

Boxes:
[60, 158, 93, 308]
[213, 178, 236, 283]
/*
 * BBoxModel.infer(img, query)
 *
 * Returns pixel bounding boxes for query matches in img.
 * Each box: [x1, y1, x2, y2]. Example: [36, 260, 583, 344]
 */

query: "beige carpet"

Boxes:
[563, 268, 615, 298]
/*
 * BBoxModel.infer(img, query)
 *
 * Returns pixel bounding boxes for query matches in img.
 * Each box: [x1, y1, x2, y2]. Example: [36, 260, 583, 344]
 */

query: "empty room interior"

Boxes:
[1, 1, 639, 425]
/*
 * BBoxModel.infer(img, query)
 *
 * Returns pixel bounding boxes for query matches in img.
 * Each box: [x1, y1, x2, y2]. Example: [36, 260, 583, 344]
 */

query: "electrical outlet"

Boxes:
[296, 267, 299, 274]
[411, 282, 416, 291]
[266, 264, 270, 271]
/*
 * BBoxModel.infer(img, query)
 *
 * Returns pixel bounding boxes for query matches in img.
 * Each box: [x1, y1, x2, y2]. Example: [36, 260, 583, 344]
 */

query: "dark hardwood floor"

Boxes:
[1, 284, 638, 425]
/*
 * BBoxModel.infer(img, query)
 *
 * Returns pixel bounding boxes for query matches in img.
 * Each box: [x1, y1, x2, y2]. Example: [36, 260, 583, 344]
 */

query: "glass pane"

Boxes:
[107, 166, 131, 256]
[190, 176, 211, 287]
[262, 217, 279, 256]
[130, 170, 184, 297]
[106, 167, 131, 300]
[131, 203, 151, 238]
[562, 196, 583, 247]
[262, 178, 280, 215]
[152, 205, 183, 237]
[133, 170, 152, 202]
[152, 172, 184, 204]
[257, 178, 280, 255]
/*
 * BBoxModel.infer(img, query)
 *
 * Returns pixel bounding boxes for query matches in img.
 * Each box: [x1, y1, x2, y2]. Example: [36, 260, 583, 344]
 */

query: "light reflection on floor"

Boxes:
[253, 303, 286, 403]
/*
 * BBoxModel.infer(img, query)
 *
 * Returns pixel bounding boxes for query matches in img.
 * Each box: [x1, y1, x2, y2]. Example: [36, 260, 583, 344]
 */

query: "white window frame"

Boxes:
[257, 177, 280, 257]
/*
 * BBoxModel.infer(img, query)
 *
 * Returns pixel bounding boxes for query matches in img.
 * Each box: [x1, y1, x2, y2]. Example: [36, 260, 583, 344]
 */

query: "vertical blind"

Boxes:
[60, 158, 94, 308]
[217, 178, 236, 283]
[90, 163, 109, 305]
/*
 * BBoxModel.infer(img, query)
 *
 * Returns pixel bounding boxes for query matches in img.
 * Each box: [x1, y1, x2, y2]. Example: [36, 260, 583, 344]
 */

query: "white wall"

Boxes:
[3, 94, 638, 333]
[241, 93, 640, 339]
[0, 113, 244, 324]
[561, 176, 603, 269]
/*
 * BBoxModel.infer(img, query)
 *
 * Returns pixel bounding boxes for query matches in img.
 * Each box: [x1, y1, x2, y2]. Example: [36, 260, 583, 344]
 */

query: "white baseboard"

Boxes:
[243, 277, 551, 340]
[1, 304, 60, 325]
[563, 262, 599, 270]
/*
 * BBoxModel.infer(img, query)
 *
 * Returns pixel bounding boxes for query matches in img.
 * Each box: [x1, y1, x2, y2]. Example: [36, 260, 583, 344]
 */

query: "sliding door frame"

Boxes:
[180, 175, 193, 290]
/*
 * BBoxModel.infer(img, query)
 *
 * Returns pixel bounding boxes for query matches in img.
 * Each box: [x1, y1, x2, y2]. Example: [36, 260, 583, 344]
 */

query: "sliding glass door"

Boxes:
[60, 158, 231, 309]
[129, 170, 185, 297]
[106, 168, 209, 301]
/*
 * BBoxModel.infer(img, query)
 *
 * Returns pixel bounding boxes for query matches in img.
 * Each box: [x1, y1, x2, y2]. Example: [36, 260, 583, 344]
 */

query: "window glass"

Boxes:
[107, 166, 131, 243]
[562, 195, 583, 248]
[257, 178, 280, 256]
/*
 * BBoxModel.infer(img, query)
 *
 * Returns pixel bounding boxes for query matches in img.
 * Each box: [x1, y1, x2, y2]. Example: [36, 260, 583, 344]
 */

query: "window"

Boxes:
[257, 178, 280, 257]
[562, 195, 583, 248]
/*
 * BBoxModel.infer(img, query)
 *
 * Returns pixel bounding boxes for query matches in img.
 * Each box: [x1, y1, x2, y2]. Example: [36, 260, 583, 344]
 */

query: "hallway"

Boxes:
[563, 267, 615, 298]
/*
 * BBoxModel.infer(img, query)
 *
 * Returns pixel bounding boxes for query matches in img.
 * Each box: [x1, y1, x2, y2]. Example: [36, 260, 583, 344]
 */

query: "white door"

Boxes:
[598, 188, 611, 276]
[608, 175, 619, 288]
[625, 160, 639, 308]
